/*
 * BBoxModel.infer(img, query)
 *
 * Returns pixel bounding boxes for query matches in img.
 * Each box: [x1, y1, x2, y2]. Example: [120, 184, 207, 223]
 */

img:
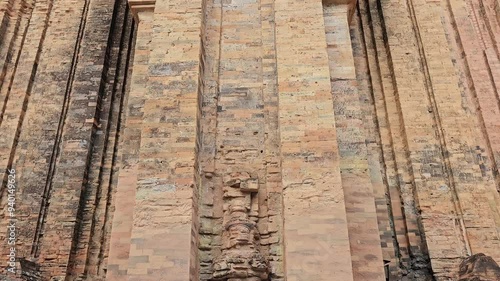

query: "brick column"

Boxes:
[107, 0, 203, 280]
[324, 4, 385, 280]
[275, 0, 354, 280]
[106, 3, 154, 280]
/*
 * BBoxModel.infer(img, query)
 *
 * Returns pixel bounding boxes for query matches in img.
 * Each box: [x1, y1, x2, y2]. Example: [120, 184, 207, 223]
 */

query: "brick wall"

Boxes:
[0, 0, 499, 280]
[0, 0, 134, 279]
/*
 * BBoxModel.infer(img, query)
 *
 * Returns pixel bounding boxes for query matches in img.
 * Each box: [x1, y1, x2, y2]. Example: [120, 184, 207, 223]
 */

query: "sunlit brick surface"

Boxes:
[0, 0, 499, 280]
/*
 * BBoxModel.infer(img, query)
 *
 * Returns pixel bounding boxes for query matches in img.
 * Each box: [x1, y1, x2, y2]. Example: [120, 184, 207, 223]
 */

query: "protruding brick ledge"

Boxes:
[128, 0, 155, 20]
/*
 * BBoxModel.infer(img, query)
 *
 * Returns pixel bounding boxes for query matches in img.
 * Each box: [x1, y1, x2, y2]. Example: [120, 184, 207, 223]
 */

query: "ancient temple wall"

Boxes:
[106, 7, 153, 280]
[373, 0, 470, 278]
[0, 0, 134, 279]
[33, 0, 127, 277]
[356, 1, 431, 278]
[0, 0, 499, 280]
[350, 7, 401, 279]
[323, 3, 386, 280]
[413, 0, 500, 264]
[196, 0, 223, 278]
[195, 0, 285, 280]
[107, 0, 204, 279]
[274, 0, 354, 280]
[357, 0, 500, 279]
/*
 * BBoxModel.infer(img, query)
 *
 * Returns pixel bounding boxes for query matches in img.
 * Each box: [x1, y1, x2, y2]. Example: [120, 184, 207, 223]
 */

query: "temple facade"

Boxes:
[0, 0, 499, 280]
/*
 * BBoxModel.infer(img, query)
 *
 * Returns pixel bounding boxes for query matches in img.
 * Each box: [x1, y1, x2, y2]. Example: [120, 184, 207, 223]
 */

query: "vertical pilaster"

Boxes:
[33, 0, 121, 277]
[324, 4, 385, 280]
[377, 0, 500, 278]
[106, 5, 153, 280]
[412, 0, 500, 263]
[0, 0, 86, 273]
[357, 0, 408, 277]
[376, 0, 467, 277]
[121, 0, 203, 279]
[275, 0, 354, 279]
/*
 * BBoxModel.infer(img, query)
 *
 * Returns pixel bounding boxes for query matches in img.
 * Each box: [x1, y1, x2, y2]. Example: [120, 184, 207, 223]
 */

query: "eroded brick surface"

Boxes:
[0, 0, 499, 280]
[0, 0, 134, 279]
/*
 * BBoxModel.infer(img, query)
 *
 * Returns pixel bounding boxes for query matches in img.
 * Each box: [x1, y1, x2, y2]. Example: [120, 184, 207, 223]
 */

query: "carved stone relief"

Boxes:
[212, 172, 269, 281]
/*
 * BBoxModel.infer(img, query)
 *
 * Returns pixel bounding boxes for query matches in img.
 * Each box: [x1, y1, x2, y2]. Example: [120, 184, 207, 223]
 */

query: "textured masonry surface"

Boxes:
[0, 0, 499, 280]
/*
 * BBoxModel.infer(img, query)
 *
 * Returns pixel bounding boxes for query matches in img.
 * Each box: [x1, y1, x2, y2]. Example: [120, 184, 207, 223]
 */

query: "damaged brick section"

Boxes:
[459, 254, 500, 281]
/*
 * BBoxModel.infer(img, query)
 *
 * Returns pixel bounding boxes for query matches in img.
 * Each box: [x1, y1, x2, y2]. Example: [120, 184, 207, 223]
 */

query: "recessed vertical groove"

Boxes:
[405, 0, 471, 257]
[98, 20, 136, 276]
[89, 7, 135, 278]
[355, 1, 402, 278]
[465, 1, 487, 50]
[375, 0, 435, 277]
[445, 0, 500, 218]
[323, 3, 385, 279]
[482, 49, 500, 192]
[196, 0, 282, 279]
[63, 1, 132, 279]
[374, 0, 414, 268]
[261, 0, 284, 278]
[0, 0, 33, 122]
[269, 1, 285, 279]
[196, 0, 223, 278]
[0, 0, 16, 43]
[0, 0, 54, 204]
[0, 0, 20, 92]
[477, 1, 500, 57]
[32, 0, 91, 258]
